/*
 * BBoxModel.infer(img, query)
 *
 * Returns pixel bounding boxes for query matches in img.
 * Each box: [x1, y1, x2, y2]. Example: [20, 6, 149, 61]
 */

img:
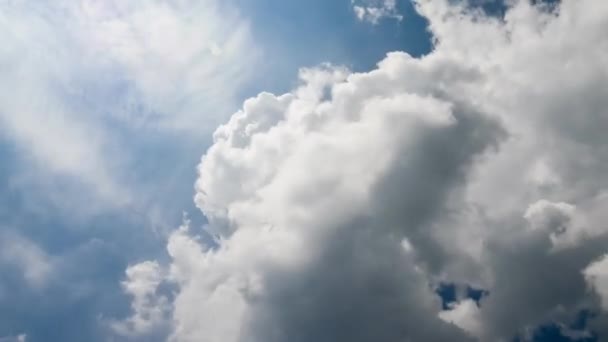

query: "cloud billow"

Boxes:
[120, 0, 608, 341]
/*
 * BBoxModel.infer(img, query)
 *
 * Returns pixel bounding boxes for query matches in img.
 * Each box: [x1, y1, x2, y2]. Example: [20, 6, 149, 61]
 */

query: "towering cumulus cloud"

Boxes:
[120, 0, 608, 340]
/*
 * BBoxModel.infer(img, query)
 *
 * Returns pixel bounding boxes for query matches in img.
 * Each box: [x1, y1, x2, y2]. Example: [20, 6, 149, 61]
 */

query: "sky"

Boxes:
[0, 0, 607, 341]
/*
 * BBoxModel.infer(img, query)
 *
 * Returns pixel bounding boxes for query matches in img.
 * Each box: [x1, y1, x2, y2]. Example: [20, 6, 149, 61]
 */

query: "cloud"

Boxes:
[71, 0, 257, 132]
[0, 1, 257, 340]
[110, 261, 170, 338]
[584, 255, 608, 337]
[585, 255, 608, 311]
[0, 334, 27, 342]
[439, 299, 483, 337]
[122, 0, 608, 341]
[0, 233, 53, 290]
[0, 0, 256, 214]
[351, 0, 403, 24]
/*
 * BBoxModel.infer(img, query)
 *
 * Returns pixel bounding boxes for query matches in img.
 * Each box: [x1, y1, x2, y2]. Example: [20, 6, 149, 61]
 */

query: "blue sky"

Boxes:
[0, 0, 607, 341]
[234, 0, 432, 94]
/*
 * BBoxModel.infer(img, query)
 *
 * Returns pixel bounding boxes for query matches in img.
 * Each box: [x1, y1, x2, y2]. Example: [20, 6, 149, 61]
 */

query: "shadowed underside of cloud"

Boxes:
[117, 0, 608, 341]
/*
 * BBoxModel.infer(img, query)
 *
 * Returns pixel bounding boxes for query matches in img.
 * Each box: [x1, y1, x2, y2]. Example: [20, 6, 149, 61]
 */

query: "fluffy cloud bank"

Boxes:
[121, 0, 608, 340]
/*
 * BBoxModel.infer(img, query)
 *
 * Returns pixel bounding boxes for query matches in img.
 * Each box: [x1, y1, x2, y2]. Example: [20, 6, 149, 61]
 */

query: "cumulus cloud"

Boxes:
[352, 0, 403, 24]
[123, 0, 608, 341]
[439, 299, 483, 337]
[585, 255, 608, 310]
[111, 261, 170, 337]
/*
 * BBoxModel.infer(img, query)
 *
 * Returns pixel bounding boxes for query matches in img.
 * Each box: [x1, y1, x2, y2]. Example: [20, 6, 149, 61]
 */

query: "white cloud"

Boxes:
[352, 0, 403, 24]
[0, 2, 129, 209]
[0, 0, 257, 214]
[72, 0, 257, 132]
[439, 299, 483, 338]
[125, 0, 608, 341]
[585, 255, 608, 311]
[111, 261, 170, 337]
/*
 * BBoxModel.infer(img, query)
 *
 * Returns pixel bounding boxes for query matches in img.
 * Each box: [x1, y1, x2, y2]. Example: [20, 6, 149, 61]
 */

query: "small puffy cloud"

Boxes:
[584, 255, 608, 311]
[525, 200, 576, 235]
[352, 0, 403, 24]
[111, 261, 170, 338]
[439, 299, 482, 338]
[124, 0, 608, 341]
[524, 200, 583, 249]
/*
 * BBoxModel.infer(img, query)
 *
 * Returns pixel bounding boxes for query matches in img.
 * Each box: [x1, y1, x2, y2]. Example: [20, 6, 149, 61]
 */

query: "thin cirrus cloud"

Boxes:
[117, 0, 608, 341]
[0, 0, 257, 216]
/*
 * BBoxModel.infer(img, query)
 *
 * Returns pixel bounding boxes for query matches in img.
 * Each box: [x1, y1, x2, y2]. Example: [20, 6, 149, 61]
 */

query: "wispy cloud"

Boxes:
[0, 0, 257, 215]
